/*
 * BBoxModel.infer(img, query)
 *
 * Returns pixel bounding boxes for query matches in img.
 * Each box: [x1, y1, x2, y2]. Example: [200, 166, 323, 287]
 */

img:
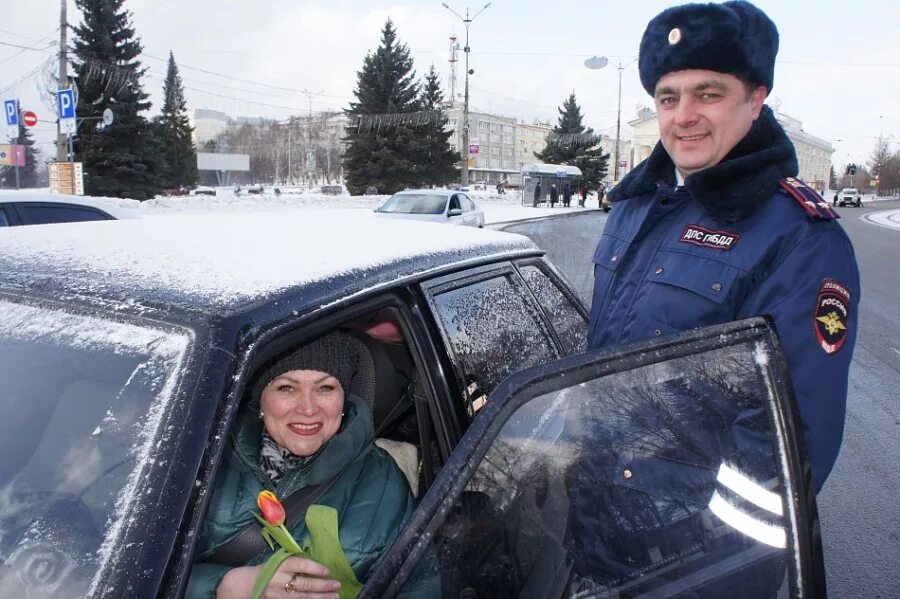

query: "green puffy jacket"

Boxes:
[187, 396, 418, 598]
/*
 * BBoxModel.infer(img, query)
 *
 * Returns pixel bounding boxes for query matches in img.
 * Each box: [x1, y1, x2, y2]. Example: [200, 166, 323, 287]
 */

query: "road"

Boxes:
[498, 201, 900, 598]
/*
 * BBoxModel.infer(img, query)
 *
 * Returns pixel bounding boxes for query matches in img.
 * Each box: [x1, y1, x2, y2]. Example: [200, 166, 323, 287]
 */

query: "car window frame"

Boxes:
[14, 201, 115, 225]
[361, 317, 823, 599]
[418, 262, 564, 418]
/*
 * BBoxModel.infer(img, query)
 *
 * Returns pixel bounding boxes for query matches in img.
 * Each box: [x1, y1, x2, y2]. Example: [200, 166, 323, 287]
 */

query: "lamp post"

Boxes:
[442, 2, 491, 187]
[584, 56, 637, 183]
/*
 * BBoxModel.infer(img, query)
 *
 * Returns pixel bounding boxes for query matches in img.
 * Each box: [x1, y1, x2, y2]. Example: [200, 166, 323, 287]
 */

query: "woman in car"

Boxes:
[187, 331, 423, 598]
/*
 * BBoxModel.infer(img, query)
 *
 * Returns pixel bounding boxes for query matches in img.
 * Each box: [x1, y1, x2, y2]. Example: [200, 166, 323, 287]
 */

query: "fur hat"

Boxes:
[638, 1, 779, 96]
[252, 331, 365, 401]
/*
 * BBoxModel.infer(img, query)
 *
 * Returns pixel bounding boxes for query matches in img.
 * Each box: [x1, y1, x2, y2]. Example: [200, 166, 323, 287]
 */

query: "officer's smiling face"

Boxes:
[654, 69, 767, 178]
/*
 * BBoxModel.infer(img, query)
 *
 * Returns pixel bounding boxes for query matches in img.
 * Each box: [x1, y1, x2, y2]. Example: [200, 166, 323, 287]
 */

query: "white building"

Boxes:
[628, 104, 834, 190]
[191, 109, 233, 146]
[445, 108, 519, 184]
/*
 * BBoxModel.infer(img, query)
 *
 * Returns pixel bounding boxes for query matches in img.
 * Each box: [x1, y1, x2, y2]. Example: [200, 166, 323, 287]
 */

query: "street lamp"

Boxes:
[442, 2, 491, 187]
[584, 55, 637, 182]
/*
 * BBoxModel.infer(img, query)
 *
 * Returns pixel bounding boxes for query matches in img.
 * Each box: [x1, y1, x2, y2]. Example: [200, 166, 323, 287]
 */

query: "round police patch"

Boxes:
[813, 279, 851, 354]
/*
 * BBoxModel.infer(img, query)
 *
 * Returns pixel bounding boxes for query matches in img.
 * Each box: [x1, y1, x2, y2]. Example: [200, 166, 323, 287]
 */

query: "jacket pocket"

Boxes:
[649, 249, 743, 304]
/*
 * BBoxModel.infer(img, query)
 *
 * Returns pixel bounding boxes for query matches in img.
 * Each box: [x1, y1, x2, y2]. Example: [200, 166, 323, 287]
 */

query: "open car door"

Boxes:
[362, 317, 825, 599]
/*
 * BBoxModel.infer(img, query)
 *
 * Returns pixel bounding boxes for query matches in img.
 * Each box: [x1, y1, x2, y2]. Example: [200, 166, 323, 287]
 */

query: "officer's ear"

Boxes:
[749, 85, 768, 120]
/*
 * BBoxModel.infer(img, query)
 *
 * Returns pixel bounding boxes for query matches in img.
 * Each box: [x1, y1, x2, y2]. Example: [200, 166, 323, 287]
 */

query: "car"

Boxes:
[0, 191, 141, 227]
[374, 189, 485, 227]
[0, 212, 824, 597]
[837, 188, 863, 207]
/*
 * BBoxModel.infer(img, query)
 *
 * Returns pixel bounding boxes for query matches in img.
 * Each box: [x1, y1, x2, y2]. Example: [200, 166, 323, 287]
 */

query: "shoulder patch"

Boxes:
[779, 177, 839, 220]
[813, 279, 851, 354]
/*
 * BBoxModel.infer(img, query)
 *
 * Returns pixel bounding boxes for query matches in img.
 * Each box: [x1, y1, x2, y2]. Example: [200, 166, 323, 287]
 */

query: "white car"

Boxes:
[374, 189, 485, 227]
[837, 188, 863, 208]
[0, 191, 141, 227]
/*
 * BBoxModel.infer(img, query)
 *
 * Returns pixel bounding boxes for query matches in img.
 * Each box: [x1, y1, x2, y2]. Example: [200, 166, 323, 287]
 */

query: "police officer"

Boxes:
[588, 0, 859, 494]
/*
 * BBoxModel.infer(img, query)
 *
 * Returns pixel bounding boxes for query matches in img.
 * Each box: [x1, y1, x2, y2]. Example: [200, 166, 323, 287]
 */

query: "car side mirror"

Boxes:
[448, 208, 463, 217]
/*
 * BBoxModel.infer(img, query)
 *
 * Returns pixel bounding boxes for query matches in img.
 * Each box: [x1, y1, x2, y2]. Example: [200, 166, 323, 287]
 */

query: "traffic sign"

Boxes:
[4, 99, 18, 126]
[56, 89, 76, 119]
[22, 111, 37, 127]
[61, 119, 77, 134]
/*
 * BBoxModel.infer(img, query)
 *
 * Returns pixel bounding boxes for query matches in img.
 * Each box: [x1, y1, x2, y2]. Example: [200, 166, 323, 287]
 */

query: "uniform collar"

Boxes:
[608, 106, 799, 223]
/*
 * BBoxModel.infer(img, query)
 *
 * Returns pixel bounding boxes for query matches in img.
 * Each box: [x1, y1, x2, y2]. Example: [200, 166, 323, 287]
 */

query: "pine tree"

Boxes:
[71, 0, 164, 200]
[535, 93, 609, 190]
[0, 104, 38, 188]
[418, 66, 459, 187]
[155, 51, 198, 189]
[343, 20, 423, 195]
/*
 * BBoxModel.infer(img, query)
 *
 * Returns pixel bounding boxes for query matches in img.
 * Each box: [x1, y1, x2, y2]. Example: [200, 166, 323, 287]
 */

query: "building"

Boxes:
[516, 121, 553, 174]
[445, 107, 519, 184]
[628, 104, 834, 190]
[191, 109, 233, 146]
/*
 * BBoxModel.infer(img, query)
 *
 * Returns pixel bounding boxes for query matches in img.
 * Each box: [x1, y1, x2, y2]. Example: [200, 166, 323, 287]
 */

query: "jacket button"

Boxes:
[623, 469, 633, 479]
[654, 266, 664, 275]
[712, 282, 723, 292]
[654, 329, 662, 336]
[610, 255, 619, 263]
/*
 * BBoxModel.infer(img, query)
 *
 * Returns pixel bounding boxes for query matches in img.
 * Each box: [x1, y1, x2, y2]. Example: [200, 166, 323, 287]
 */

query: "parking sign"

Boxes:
[56, 89, 76, 120]
[4, 99, 18, 126]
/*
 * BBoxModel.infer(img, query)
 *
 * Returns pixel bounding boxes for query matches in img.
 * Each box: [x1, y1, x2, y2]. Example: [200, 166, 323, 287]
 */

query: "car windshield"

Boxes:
[378, 194, 447, 215]
[0, 299, 190, 597]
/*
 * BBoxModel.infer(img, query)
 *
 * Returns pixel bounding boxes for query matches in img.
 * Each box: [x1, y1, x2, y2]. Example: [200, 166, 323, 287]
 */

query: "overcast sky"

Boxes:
[3, 0, 898, 169]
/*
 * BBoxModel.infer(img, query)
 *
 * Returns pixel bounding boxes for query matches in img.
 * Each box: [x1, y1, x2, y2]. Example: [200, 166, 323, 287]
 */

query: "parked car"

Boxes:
[375, 189, 485, 227]
[0, 192, 140, 227]
[0, 212, 824, 597]
[837, 188, 863, 207]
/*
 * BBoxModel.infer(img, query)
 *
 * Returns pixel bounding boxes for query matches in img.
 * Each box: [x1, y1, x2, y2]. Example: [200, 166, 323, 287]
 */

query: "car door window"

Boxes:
[448, 195, 461, 213]
[517, 263, 587, 355]
[17, 203, 113, 225]
[372, 319, 818, 599]
[461, 195, 475, 212]
[0, 206, 10, 226]
[423, 269, 559, 414]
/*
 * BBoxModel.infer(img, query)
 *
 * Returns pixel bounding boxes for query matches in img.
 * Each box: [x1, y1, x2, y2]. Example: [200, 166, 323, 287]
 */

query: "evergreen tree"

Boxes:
[71, 0, 164, 200]
[418, 65, 459, 187]
[343, 19, 423, 195]
[155, 51, 198, 189]
[535, 92, 609, 190]
[0, 104, 38, 188]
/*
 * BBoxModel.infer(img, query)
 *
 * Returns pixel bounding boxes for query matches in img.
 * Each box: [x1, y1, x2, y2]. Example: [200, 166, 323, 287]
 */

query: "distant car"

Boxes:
[321, 185, 344, 195]
[837, 188, 863, 207]
[0, 192, 140, 227]
[375, 189, 485, 227]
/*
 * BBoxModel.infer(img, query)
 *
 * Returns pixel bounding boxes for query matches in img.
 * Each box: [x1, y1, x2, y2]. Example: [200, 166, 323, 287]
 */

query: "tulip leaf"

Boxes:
[251, 548, 291, 599]
[260, 527, 275, 551]
[302, 504, 363, 599]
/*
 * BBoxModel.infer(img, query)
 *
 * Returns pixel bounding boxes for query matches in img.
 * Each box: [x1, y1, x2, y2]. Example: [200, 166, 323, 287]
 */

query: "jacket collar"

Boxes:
[609, 105, 798, 223]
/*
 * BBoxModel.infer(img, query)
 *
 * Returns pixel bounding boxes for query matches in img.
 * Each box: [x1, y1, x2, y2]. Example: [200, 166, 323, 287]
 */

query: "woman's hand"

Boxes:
[216, 556, 342, 598]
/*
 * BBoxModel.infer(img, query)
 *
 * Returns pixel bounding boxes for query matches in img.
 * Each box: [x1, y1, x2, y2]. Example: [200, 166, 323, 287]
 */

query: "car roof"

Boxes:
[0, 209, 538, 316]
[392, 189, 460, 197]
[0, 190, 143, 219]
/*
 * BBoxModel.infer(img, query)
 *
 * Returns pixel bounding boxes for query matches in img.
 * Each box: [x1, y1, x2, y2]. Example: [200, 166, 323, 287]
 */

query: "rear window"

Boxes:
[0, 299, 190, 596]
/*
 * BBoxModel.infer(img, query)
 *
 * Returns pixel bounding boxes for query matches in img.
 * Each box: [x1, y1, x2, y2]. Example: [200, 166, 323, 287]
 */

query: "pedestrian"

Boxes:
[573, 1, 860, 588]
[596, 183, 605, 208]
[833, 191, 839, 206]
[549, 183, 558, 207]
[579, 186, 587, 207]
[562, 183, 572, 207]
[532, 181, 542, 207]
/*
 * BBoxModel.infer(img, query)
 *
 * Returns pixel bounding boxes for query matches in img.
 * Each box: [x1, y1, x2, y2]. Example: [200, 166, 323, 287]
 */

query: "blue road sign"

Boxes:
[56, 89, 76, 120]
[4, 99, 18, 126]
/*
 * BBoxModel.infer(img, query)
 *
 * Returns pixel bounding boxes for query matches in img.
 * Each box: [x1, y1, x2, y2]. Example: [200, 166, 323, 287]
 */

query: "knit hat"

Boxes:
[638, 1, 779, 96]
[252, 331, 366, 401]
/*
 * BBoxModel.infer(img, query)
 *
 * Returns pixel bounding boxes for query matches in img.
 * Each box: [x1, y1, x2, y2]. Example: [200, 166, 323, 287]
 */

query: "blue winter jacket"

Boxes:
[588, 106, 859, 492]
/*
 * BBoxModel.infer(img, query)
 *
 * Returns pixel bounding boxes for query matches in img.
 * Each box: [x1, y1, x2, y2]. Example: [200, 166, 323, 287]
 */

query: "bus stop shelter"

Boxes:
[520, 163, 583, 207]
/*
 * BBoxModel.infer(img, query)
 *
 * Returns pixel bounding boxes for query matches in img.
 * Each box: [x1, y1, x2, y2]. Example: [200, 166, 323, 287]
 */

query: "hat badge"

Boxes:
[668, 27, 682, 45]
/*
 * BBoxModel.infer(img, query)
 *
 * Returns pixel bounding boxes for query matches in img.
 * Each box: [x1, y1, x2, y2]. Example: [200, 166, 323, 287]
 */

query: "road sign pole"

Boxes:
[14, 132, 20, 190]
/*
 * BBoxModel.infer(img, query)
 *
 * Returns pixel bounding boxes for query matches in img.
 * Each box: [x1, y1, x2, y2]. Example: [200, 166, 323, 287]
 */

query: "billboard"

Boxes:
[0, 144, 25, 167]
[197, 152, 250, 171]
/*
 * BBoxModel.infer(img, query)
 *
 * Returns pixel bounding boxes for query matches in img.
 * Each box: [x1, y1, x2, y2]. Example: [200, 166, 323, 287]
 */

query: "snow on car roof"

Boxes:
[0, 209, 538, 310]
